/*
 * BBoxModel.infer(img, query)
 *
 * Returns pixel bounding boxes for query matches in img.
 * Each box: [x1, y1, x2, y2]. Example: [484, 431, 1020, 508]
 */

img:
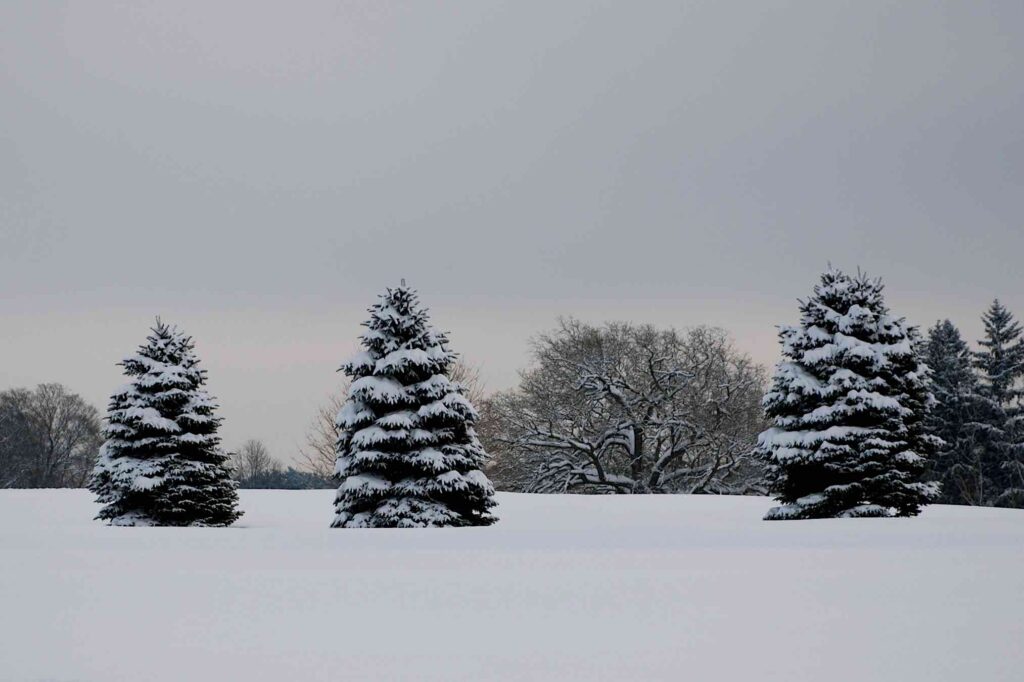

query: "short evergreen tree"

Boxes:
[973, 300, 1024, 507]
[759, 268, 939, 519]
[89, 320, 241, 526]
[924, 320, 989, 504]
[332, 284, 497, 528]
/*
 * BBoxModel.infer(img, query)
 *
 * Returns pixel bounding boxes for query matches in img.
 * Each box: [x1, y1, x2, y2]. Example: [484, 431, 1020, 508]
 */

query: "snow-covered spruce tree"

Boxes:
[89, 320, 241, 526]
[332, 284, 496, 528]
[924, 320, 989, 504]
[758, 268, 939, 520]
[973, 300, 1024, 507]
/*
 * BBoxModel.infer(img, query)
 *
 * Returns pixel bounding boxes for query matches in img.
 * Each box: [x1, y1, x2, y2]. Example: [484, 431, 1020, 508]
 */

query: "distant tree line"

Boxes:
[230, 439, 332, 489]
[0, 388, 330, 492]
[924, 302, 1024, 507]
[3, 272, 1023, 516]
[473, 270, 1024, 513]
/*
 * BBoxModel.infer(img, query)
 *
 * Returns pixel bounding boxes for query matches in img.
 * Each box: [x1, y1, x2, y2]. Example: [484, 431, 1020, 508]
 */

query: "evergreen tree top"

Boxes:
[925, 320, 978, 401]
[926, 320, 973, 369]
[796, 268, 890, 328]
[974, 299, 1024, 404]
[930, 318, 962, 340]
[342, 284, 457, 383]
[776, 268, 916, 378]
[106, 318, 219, 435]
[808, 266, 887, 309]
[122, 318, 205, 380]
[978, 299, 1024, 355]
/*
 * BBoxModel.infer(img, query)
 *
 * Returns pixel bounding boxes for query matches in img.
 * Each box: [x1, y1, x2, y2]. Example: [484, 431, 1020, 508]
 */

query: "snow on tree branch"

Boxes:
[485, 319, 767, 495]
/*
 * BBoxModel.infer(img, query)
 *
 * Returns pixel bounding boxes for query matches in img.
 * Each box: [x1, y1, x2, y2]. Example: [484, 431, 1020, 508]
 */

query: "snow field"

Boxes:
[1, 490, 1022, 681]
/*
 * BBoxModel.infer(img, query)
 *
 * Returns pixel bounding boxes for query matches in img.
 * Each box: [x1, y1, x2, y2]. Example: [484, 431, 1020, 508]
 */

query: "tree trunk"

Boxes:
[630, 428, 648, 493]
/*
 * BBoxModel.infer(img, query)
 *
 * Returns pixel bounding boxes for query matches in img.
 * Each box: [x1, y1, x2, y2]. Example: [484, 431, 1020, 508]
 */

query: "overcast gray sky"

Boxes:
[2, 1, 1022, 459]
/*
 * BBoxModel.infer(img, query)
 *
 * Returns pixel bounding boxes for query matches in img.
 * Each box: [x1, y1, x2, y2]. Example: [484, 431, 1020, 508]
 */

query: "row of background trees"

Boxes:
[3, 295, 1023, 508]
[0, 385, 330, 490]
[230, 439, 332, 490]
[477, 297, 1024, 509]
[925, 302, 1024, 507]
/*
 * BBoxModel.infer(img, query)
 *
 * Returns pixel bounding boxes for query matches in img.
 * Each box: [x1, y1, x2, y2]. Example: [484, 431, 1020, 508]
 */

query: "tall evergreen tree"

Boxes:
[975, 301, 1024, 407]
[89, 320, 241, 526]
[924, 320, 988, 504]
[759, 268, 939, 520]
[332, 284, 497, 528]
[973, 300, 1024, 507]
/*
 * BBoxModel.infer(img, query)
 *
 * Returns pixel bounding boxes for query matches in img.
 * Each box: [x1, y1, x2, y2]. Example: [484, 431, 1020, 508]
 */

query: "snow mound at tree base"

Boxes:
[2, 490, 1022, 682]
[764, 498, 893, 520]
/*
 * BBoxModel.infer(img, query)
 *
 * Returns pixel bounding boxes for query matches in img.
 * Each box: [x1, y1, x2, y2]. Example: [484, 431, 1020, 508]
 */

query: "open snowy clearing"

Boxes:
[1, 491, 1022, 682]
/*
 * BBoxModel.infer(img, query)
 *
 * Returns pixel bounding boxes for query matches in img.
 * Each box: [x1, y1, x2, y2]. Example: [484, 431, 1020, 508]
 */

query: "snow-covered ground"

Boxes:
[1, 491, 1021, 681]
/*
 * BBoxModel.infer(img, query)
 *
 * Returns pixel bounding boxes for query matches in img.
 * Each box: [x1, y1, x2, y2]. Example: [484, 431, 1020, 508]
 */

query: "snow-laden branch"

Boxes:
[485, 320, 768, 494]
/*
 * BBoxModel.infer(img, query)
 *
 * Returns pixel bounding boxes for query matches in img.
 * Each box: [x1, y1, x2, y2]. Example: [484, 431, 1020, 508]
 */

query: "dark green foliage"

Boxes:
[332, 285, 496, 527]
[760, 269, 938, 520]
[972, 301, 1024, 507]
[89, 320, 241, 526]
[923, 320, 990, 504]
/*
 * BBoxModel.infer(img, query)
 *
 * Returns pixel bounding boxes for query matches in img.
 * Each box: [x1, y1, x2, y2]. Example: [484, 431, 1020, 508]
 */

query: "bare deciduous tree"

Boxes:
[484, 319, 767, 494]
[230, 439, 279, 486]
[0, 384, 102, 488]
[298, 393, 345, 479]
[448, 359, 486, 407]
